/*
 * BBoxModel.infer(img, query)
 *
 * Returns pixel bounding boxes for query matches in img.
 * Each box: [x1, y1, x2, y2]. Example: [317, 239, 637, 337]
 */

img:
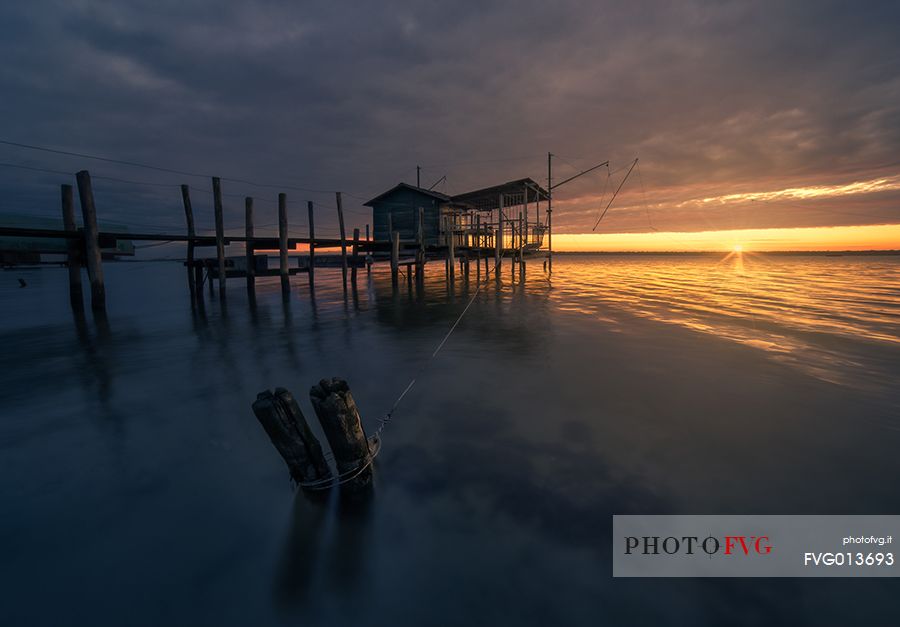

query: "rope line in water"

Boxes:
[293, 256, 505, 491]
[375, 254, 506, 437]
[295, 434, 381, 490]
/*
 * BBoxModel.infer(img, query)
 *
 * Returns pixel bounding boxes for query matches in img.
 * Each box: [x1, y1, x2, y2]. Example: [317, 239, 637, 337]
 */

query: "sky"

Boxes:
[0, 0, 898, 251]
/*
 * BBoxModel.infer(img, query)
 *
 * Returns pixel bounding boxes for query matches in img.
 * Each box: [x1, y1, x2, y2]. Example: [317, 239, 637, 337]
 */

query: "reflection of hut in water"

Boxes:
[364, 178, 549, 255]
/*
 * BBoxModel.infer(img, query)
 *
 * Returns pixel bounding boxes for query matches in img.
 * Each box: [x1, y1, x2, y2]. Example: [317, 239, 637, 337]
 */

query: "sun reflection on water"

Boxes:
[547, 254, 900, 392]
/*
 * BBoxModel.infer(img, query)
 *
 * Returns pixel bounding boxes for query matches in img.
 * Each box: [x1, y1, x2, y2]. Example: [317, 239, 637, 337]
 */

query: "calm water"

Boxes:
[1, 253, 899, 626]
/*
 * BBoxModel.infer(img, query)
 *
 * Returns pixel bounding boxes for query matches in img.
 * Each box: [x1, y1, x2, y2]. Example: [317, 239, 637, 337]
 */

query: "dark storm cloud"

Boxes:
[0, 0, 898, 235]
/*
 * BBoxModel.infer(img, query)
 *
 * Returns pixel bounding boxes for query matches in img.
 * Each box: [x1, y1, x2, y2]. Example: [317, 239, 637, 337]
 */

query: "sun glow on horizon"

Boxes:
[552, 224, 900, 252]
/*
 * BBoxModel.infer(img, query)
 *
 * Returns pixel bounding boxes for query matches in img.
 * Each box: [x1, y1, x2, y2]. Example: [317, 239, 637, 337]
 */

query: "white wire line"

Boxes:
[636, 160, 654, 231]
[0, 165, 369, 239]
[292, 435, 382, 490]
[419, 153, 541, 169]
[0, 138, 344, 195]
[592, 158, 639, 231]
[374, 253, 505, 437]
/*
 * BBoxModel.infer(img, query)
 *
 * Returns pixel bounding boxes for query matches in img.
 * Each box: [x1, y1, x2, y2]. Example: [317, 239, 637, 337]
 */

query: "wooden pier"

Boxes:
[3, 168, 553, 314]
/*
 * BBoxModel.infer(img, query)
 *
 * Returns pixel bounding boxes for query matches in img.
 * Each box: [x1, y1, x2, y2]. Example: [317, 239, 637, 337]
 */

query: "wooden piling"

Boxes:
[448, 215, 455, 283]
[212, 177, 226, 299]
[416, 206, 425, 280]
[336, 192, 348, 293]
[181, 184, 196, 302]
[61, 184, 83, 309]
[252, 388, 332, 488]
[524, 182, 531, 256]
[245, 197, 255, 296]
[548, 152, 553, 272]
[519, 210, 524, 262]
[278, 193, 290, 294]
[307, 201, 316, 289]
[74, 170, 106, 312]
[475, 214, 481, 281]
[442, 216, 449, 275]
[391, 230, 400, 285]
[364, 223, 371, 275]
[194, 264, 205, 306]
[495, 192, 503, 276]
[351, 227, 360, 283]
[309, 378, 375, 490]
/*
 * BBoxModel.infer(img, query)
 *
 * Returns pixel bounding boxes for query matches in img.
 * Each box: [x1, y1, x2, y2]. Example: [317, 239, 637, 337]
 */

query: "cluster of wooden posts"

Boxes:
[252, 378, 378, 493]
[6, 169, 550, 318]
[386, 204, 533, 292]
[183, 178, 367, 307]
[48, 170, 375, 314]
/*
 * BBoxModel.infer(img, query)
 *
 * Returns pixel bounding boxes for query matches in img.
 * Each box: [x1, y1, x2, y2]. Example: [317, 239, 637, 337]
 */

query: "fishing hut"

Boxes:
[364, 177, 549, 256]
[2, 150, 620, 312]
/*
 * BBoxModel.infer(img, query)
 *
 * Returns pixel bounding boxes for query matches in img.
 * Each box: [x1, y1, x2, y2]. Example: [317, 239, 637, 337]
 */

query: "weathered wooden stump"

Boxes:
[253, 388, 332, 488]
[309, 378, 376, 490]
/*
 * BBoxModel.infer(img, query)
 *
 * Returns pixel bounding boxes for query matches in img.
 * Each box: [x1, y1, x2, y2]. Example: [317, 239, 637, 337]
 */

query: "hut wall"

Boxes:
[372, 189, 443, 244]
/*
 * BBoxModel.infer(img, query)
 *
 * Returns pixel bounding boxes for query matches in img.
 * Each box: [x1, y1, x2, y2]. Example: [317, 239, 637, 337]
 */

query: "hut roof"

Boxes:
[363, 183, 451, 207]
[451, 178, 549, 211]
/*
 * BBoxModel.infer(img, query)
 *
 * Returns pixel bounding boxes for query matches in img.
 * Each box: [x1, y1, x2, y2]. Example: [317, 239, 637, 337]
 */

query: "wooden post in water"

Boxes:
[309, 378, 376, 490]
[523, 182, 529, 255]
[364, 223, 371, 275]
[335, 192, 348, 293]
[212, 177, 227, 299]
[495, 192, 503, 276]
[442, 215, 449, 276]
[307, 201, 316, 289]
[180, 184, 197, 303]
[475, 214, 481, 281]
[351, 228, 360, 283]
[75, 170, 106, 312]
[278, 193, 290, 295]
[61, 184, 83, 310]
[245, 197, 255, 297]
[252, 388, 332, 488]
[416, 206, 425, 281]
[194, 264, 205, 306]
[391, 230, 400, 286]
[519, 210, 524, 263]
[447, 215, 455, 283]
[547, 152, 553, 272]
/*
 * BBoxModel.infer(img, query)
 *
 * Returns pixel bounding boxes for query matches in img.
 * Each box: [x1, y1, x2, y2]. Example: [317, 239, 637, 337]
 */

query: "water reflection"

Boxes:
[2, 256, 899, 626]
[275, 483, 375, 611]
[547, 253, 900, 394]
